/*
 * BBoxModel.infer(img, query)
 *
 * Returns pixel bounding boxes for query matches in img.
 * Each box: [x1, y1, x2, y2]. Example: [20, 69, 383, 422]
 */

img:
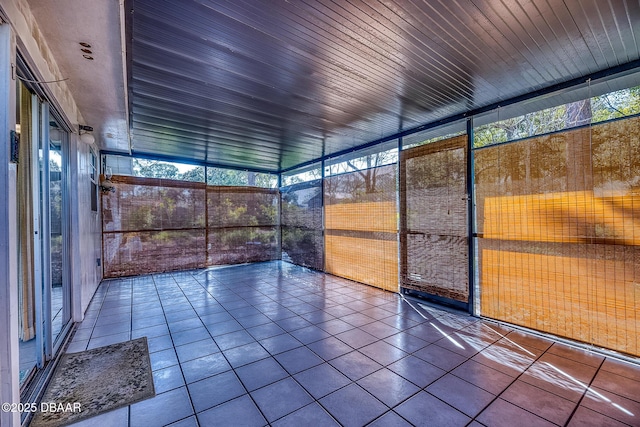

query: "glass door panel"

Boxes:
[17, 83, 41, 386]
[48, 121, 70, 349]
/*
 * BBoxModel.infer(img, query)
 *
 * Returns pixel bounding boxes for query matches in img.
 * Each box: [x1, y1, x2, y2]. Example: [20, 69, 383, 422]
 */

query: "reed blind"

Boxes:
[103, 179, 280, 277]
[475, 116, 640, 357]
[281, 179, 324, 270]
[324, 164, 398, 291]
[400, 136, 469, 303]
[206, 186, 280, 265]
[102, 176, 207, 277]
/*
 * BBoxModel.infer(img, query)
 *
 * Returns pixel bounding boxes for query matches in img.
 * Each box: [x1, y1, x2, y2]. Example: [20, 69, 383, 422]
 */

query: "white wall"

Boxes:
[0, 3, 104, 424]
[1, 0, 104, 320]
[70, 135, 103, 322]
[0, 0, 81, 128]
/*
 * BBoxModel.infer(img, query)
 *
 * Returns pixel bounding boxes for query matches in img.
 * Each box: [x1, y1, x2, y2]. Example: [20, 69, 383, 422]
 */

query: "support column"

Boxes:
[466, 117, 476, 315]
[396, 137, 402, 293]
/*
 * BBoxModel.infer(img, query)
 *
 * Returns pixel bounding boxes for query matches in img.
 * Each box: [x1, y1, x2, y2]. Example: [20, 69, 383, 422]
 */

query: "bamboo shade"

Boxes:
[325, 201, 397, 232]
[325, 235, 398, 291]
[400, 136, 469, 302]
[103, 230, 206, 277]
[102, 178, 280, 276]
[281, 180, 323, 270]
[207, 227, 279, 265]
[475, 116, 640, 357]
[102, 176, 207, 277]
[102, 176, 206, 232]
[324, 164, 398, 292]
[483, 191, 640, 245]
[206, 186, 280, 266]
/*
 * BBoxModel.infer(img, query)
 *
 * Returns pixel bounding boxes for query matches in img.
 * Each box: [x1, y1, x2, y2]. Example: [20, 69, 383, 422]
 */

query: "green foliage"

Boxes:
[591, 86, 640, 122]
[129, 205, 154, 229]
[180, 167, 206, 182]
[281, 169, 321, 186]
[218, 228, 275, 248]
[207, 168, 276, 187]
[131, 159, 279, 187]
[474, 105, 567, 147]
[474, 85, 640, 148]
[133, 159, 181, 179]
[403, 131, 466, 149]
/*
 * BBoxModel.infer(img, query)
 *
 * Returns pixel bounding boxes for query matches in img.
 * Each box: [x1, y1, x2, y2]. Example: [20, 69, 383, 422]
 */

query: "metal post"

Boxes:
[41, 102, 53, 360]
[275, 172, 282, 261]
[31, 94, 44, 369]
[321, 160, 326, 272]
[204, 165, 209, 266]
[396, 137, 402, 293]
[466, 117, 476, 315]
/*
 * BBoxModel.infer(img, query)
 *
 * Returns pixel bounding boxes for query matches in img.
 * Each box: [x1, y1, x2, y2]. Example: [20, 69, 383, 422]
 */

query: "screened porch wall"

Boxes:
[101, 177, 279, 277]
[280, 179, 324, 271]
[206, 186, 280, 266]
[400, 135, 469, 304]
[324, 164, 399, 292]
[475, 115, 640, 357]
[100, 115, 639, 358]
[101, 176, 207, 277]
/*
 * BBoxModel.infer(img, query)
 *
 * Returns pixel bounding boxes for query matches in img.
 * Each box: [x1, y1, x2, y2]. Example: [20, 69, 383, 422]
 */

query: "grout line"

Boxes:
[562, 357, 606, 427]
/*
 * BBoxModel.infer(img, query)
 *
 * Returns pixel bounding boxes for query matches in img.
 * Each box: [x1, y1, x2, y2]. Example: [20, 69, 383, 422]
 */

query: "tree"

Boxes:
[207, 168, 276, 187]
[180, 167, 206, 182]
[591, 86, 640, 122]
[326, 150, 397, 198]
[566, 99, 592, 127]
[474, 105, 566, 147]
[133, 159, 180, 179]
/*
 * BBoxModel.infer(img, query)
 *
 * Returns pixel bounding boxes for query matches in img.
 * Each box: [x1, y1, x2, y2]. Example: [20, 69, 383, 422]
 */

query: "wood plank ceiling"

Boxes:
[126, 0, 640, 172]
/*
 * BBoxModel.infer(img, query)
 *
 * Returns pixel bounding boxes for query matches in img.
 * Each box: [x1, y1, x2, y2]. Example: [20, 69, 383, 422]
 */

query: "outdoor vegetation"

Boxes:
[130, 159, 277, 187]
[474, 85, 640, 147]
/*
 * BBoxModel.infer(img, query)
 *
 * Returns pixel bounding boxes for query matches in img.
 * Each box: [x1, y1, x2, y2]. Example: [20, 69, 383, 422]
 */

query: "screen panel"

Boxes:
[324, 164, 398, 292]
[475, 116, 640, 357]
[102, 176, 207, 277]
[102, 177, 280, 276]
[207, 227, 279, 265]
[103, 230, 206, 277]
[281, 179, 323, 270]
[102, 176, 206, 232]
[206, 186, 280, 266]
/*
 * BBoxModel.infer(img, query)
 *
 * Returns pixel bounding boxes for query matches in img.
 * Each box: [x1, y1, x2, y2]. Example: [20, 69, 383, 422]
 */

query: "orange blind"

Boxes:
[475, 116, 640, 357]
[324, 164, 398, 292]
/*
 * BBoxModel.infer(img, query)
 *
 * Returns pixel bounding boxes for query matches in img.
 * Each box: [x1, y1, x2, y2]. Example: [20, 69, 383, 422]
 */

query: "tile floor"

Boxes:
[63, 261, 640, 427]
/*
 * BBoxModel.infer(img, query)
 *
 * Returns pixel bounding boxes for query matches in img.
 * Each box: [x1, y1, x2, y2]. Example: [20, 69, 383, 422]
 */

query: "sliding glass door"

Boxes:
[17, 82, 40, 385]
[17, 80, 71, 387]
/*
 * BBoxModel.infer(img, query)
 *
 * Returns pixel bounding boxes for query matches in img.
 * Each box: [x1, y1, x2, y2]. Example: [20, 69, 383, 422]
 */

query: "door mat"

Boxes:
[30, 337, 155, 427]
